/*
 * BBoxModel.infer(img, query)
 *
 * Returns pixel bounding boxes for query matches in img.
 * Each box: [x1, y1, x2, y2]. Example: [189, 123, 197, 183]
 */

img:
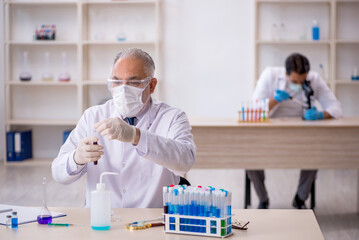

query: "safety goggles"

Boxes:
[107, 77, 152, 90]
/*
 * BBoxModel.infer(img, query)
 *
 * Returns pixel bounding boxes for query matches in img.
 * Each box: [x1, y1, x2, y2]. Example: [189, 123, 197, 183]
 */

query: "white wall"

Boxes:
[0, 0, 255, 160]
[160, 0, 255, 118]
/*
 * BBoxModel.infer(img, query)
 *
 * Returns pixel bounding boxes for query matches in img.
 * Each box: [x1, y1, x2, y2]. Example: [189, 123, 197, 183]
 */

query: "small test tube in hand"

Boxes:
[93, 141, 98, 165]
[92, 130, 100, 165]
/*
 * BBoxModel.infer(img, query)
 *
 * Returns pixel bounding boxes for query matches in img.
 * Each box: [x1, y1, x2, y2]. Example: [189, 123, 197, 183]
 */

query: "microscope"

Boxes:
[301, 80, 314, 119]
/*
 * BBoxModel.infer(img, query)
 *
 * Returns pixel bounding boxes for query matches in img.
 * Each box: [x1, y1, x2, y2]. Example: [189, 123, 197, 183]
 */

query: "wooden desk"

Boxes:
[0, 208, 324, 240]
[190, 117, 359, 169]
[190, 116, 359, 212]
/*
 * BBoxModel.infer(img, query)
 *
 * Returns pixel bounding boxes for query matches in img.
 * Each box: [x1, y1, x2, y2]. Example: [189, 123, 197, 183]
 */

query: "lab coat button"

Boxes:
[122, 164, 126, 168]
[123, 189, 126, 193]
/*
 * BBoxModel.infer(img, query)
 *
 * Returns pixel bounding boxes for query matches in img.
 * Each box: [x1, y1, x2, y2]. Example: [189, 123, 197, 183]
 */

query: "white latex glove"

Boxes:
[74, 136, 104, 165]
[94, 117, 137, 143]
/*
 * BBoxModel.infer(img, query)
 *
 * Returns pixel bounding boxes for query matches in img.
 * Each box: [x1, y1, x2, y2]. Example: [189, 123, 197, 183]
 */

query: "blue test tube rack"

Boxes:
[163, 185, 233, 238]
[164, 214, 232, 238]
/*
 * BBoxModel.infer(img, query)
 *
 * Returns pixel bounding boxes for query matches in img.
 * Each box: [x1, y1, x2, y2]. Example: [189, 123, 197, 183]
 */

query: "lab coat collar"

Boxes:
[135, 97, 152, 121]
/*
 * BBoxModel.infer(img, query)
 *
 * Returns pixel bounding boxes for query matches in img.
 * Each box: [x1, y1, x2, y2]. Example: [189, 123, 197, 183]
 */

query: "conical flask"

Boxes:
[19, 52, 32, 81]
[42, 52, 53, 81]
[37, 177, 52, 224]
[58, 52, 71, 82]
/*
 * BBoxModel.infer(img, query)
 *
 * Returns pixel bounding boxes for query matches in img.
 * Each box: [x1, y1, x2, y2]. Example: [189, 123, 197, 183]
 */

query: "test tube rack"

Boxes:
[238, 99, 270, 123]
[238, 110, 270, 123]
[164, 214, 232, 238]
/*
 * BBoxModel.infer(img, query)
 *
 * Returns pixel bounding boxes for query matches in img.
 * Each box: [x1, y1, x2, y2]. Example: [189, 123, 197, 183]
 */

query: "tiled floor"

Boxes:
[0, 164, 358, 239]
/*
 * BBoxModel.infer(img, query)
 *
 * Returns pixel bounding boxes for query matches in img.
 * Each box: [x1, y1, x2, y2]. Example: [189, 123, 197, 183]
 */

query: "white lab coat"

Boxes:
[253, 67, 342, 118]
[52, 98, 196, 208]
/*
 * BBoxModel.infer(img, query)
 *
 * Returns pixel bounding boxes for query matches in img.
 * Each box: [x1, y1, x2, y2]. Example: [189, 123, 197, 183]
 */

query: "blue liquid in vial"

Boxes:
[91, 226, 110, 231]
[37, 215, 52, 224]
[12, 218, 18, 228]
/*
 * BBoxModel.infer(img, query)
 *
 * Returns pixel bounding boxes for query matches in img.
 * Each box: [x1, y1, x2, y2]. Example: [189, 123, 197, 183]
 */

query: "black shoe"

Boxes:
[258, 199, 269, 209]
[292, 194, 307, 209]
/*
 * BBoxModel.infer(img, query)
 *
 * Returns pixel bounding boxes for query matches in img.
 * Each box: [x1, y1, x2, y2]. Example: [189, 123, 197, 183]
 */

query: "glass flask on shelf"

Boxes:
[19, 52, 32, 81]
[135, 15, 145, 41]
[117, 18, 126, 42]
[117, 31, 126, 42]
[278, 23, 286, 41]
[37, 177, 53, 224]
[42, 52, 53, 81]
[270, 23, 279, 41]
[58, 52, 71, 82]
[352, 66, 359, 81]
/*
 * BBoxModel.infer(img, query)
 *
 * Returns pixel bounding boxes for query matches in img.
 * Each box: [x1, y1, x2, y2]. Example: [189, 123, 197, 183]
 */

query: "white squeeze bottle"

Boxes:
[91, 172, 118, 231]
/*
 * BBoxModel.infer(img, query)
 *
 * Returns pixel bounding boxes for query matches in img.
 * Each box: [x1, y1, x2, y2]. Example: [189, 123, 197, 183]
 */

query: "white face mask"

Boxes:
[112, 83, 150, 118]
[289, 82, 302, 93]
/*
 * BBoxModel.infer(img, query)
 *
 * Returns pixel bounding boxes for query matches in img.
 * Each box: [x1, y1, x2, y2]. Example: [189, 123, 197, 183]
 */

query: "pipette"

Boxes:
[289, 96, 305, 107]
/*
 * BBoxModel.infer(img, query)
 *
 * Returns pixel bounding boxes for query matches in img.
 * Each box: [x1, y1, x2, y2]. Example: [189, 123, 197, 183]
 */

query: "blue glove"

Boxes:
[304, 107, 324, 121]
[274, 89, 290, 102]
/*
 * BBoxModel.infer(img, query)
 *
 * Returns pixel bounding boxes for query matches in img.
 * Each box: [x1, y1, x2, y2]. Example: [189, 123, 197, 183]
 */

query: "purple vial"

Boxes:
[37, 215, 52, 224]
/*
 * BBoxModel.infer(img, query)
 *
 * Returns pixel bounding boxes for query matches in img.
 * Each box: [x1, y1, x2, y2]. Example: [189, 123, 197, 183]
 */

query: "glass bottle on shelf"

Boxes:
[278, 23, 286, 41]
[117, 18, 126, 42]
[58, 52, 71, 82]
[312, 20, 320, 41]
[135, 15, 145, 41]
[271, 23, 279, 41]
[352, 66, 359, 81]
[42, 52, 53, 81]
[117, 31, 126, 42]
[300, 24, 307, 41]
[37, 177, 52, 224]
[19, 52, 32, 81]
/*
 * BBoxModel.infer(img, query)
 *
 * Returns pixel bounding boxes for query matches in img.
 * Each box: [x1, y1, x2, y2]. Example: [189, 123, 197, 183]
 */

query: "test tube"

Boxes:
[249, 101, 254, 122]
[168, 187, 173, 214]
[254, 100, 258, 122]
[246, 101, 250, 122]
[183, 188, 189, 216]
[227, 191, 232, 216]
[211, 191, 216, 217]
[257, 100, 262, 122]
[265, 98, 269, 121]
[195, 189, 200, 217]
[216, 190, 220, 218]
[93, 141, 98, 165]
[173, 188, 179, 214]
[178, 188, 184, 215]
[190, 188, 195, 217]
[199, 190, 205, 217]
[92, 130, 100, 165]
[205, 190, 211, 217]
[163, 186, 169, 214]
[242, 102, 246, 122]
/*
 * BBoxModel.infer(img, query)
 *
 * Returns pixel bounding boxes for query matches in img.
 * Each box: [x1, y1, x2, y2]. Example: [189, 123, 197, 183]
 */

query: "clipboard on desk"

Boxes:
[0, 204, 66, 225]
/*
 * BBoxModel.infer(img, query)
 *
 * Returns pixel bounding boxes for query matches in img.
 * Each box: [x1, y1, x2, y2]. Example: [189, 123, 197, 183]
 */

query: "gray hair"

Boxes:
[113, 48, 155, 77]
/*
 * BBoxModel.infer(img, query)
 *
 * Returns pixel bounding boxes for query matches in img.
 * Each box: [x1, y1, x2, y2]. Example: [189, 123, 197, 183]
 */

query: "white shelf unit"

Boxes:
[255, 0, 359, 116]
[334, 0, 359, 116]
[2, 0, 161, 165]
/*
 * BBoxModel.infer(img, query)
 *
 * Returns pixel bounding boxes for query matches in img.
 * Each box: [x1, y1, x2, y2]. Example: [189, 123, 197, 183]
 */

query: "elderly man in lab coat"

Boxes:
[52, 48, 196, 208]
[248, 53, 342, 209]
